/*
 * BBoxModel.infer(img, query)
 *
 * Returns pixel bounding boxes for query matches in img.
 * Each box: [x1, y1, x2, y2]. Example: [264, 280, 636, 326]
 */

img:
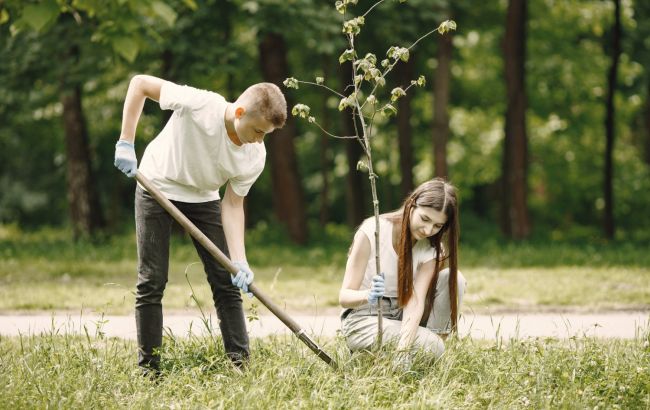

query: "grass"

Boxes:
[1, 224, 649, 408]
[0, 328, 648, 408]
[1, 224, 649, 314]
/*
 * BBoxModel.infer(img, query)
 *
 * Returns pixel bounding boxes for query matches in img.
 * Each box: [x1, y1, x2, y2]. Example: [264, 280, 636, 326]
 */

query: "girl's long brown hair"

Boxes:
[392, 178, 460, 332]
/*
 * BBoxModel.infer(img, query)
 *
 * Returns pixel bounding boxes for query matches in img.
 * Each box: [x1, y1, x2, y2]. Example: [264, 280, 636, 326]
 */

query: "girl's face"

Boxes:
[409, 206, 447, 241]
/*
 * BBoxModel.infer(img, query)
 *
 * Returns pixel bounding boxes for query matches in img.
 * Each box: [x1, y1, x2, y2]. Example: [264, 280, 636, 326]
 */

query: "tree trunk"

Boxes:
[501, 0, 531, 240]
[397, 56, 415, 197]
[340, 61, 366, 226]
[604, 0, 621, 239]
[433, 31, 452, 179]
[319, 58, 333, 226]
[645, 81, 650, 166]
[258, 32, 308, 244]
[61, 84, 104, 238]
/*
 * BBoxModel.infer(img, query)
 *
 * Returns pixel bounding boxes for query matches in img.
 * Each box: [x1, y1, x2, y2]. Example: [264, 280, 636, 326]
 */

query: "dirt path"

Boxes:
[1, 311, 648, 340]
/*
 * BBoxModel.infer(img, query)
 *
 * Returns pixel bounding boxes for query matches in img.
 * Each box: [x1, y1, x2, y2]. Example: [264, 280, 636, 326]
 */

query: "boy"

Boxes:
[114, 75, 287, 373]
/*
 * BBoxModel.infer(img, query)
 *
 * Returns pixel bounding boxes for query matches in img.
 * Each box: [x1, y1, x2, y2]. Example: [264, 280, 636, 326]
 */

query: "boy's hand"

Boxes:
[114, 140, 137, 178]
[232, 261, 254, 298]
[367, 274, 385, 305]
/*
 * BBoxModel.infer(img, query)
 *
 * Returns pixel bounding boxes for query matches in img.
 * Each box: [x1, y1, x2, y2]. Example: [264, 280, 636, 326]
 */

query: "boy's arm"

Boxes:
[221, 183, 247, 262]
[119, 75, 164, 143]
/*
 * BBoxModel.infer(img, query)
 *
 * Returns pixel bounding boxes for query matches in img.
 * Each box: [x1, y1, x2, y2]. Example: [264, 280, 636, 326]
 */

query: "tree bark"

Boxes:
[319, 58, 333, 226]
[501, 0, 531, 240]
[645, 81, 650, 166]
[61, 84, 104, 238]
[433, 32, 452, 179]
[397, 56, 415, 197]
[604, 0, 621, 239]
[258, 32, 308, 244]
[340, 61, 366, 226]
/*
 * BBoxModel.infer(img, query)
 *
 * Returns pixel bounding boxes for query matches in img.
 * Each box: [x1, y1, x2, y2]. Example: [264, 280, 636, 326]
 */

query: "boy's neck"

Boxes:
[224, 104, 242, 146]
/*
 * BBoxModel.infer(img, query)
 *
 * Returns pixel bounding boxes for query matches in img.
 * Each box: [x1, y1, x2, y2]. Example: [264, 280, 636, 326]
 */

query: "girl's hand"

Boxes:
[367, 274, 385, 305]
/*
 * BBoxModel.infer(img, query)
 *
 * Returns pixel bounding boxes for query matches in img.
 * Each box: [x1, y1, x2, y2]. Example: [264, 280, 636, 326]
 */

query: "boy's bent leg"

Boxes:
[182, 200, 250, 365]
[135, 186, 172, 370]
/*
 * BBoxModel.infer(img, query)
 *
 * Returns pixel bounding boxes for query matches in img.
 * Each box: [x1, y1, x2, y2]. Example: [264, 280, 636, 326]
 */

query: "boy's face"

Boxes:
[234, 110, 275, 144]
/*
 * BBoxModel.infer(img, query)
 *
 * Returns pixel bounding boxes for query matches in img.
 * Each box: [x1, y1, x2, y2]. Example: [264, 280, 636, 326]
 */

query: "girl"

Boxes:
[339, 178, 466, 361]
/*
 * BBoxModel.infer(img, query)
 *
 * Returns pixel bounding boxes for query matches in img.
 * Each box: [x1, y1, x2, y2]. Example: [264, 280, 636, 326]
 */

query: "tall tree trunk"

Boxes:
[319, 58, 333, 226]
[501, 0, 531, 240]
[645, 81, 650, 166]
[61, 84, 104, 238]
[433, 31, 452, 179]
[604, 0, 621, 239]
[221, 0, 235, 101]
[340, 61, 366, 226]
[259, 32, 308, 244]
[397, 55, 415, 197]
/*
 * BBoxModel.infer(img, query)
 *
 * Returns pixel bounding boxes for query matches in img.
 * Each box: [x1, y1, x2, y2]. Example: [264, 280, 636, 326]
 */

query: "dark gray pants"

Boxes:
[134, 186, 249, 370]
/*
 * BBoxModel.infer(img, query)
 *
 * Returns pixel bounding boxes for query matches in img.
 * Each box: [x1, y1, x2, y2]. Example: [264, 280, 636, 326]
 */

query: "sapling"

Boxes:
[285, 0, 455, 347]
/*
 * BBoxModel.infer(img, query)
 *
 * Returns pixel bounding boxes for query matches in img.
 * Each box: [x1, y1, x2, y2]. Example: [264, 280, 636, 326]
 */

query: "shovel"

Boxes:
[135, 172, 337, 368]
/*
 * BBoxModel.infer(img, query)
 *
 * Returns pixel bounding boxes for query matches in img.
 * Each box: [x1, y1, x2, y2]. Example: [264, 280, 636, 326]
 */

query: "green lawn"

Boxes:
[1, 225, 649, 315]
[0, 331, 648, 409]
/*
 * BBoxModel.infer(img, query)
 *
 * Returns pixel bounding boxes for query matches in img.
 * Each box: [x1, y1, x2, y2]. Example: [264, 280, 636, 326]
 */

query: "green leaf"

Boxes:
[283, 77, 299, 89]
[151, 1, 177, 27]
[342, 16, 364, 35]
[0, 9, 9, 25]
[390, 87, 405, 102]
[183, 0, 199, 10]
[338, 48, 355, 64]
[437, 19, 457, 35]
[21, 1, 59, 32]
[291, 104, 310, 118]
[381, 104, 397, 117]
[112, 37, 139, 63]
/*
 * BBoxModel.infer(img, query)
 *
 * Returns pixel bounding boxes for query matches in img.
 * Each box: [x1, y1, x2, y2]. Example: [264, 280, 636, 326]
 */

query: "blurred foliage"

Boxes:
[0, 0, 649, 242]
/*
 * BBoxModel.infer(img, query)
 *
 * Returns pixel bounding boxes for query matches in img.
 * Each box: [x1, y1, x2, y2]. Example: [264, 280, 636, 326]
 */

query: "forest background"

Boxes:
[1, 0, 649, 248]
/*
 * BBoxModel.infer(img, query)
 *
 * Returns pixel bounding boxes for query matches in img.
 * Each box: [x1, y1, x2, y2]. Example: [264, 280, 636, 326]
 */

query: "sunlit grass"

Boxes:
[0, 328, 648, 409]
[1, 226, 648, 314]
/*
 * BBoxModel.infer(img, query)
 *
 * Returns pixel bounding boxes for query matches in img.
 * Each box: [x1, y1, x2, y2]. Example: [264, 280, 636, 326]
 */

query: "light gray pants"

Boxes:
[341, 268, 466, 358]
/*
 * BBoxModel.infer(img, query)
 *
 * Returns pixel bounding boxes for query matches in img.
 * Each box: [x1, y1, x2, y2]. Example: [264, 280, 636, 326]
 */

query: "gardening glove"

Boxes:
[367, 273, 385, 305]
[114, 140, 138, 178]
[232, 261, 254, 298]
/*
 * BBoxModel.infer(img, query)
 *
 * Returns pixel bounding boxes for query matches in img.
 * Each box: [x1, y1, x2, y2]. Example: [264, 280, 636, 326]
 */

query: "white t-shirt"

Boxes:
[356, 216, 437, 298]
[138, 81, 266, 202]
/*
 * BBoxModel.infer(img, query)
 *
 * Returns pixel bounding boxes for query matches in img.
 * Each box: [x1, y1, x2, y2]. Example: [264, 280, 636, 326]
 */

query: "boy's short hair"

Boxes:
[239, 83, 287, 128]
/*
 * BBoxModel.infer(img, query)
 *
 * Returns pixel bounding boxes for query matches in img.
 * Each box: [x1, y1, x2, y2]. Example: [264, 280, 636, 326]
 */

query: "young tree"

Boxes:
[284, 0, 454, 344]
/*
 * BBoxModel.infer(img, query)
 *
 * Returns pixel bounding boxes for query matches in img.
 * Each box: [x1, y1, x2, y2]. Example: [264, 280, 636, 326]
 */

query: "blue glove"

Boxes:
[114, 140, 137, 178]
[232, 261, 254, 298]
[367, 274, 385, 305]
